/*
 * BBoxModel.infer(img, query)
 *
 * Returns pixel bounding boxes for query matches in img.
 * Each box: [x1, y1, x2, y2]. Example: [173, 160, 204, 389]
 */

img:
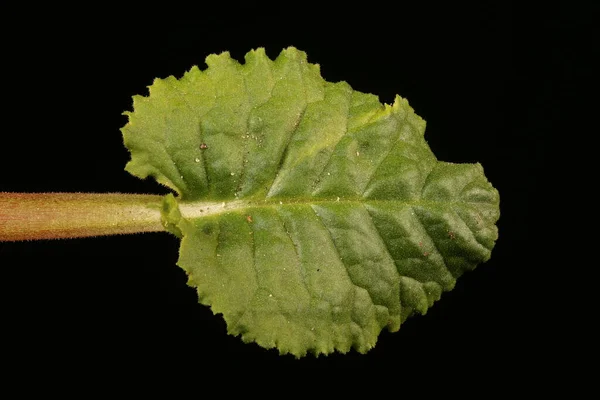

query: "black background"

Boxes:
[0, 1, 580, 384]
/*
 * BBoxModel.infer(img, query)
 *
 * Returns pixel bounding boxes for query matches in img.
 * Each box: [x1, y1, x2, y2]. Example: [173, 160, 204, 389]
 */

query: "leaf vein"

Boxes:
[360, 112, 408, 196]
[162, 123, 189, 194]
[234, 68, 254, 198]
[275, 209, 311, 298]
[309, 205, 380, 316]
[411, 206, 454, 279]
[265, 105, 308, 197]
[265, 58, 311, 198]
[310, 88, 353, 190]
[362, 204, 401, 278]
[452, 206, 492, 253]
[170, 80, 211, 192]
[230, 215, 260, 331]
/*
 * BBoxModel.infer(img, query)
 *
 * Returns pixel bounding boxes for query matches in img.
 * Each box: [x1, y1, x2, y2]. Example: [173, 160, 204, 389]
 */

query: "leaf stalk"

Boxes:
[0, 192, 165, 241]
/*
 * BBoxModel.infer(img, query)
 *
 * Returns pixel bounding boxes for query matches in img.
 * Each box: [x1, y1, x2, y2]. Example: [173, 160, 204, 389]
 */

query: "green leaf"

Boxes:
[122, 47, 500, 356]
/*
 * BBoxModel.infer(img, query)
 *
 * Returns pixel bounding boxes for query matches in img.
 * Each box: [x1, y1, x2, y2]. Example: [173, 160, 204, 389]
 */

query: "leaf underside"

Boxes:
[122, 47, 500, 357]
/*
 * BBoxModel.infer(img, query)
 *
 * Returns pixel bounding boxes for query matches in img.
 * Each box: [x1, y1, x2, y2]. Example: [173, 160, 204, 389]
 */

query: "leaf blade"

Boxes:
[123, 47, 500, 356]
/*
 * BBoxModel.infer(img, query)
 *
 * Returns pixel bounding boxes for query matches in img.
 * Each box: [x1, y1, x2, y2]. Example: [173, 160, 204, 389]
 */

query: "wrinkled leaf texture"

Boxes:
[122, 47, 500, 357]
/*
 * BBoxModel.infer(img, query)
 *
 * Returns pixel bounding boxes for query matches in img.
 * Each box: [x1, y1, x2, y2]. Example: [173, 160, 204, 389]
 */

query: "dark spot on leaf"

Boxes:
[202, 224, 213, 235]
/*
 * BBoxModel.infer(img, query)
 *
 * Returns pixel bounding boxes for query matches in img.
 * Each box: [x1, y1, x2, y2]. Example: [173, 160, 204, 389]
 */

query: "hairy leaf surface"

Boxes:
[122, 47, 500, 356]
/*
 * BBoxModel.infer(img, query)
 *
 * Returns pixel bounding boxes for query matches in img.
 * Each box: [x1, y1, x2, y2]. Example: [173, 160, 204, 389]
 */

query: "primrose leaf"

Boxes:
[121, 47, 500, 357]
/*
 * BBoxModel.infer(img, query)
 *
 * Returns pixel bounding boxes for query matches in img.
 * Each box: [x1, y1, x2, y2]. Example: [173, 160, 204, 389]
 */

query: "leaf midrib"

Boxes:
[177, 198, 486, 219]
